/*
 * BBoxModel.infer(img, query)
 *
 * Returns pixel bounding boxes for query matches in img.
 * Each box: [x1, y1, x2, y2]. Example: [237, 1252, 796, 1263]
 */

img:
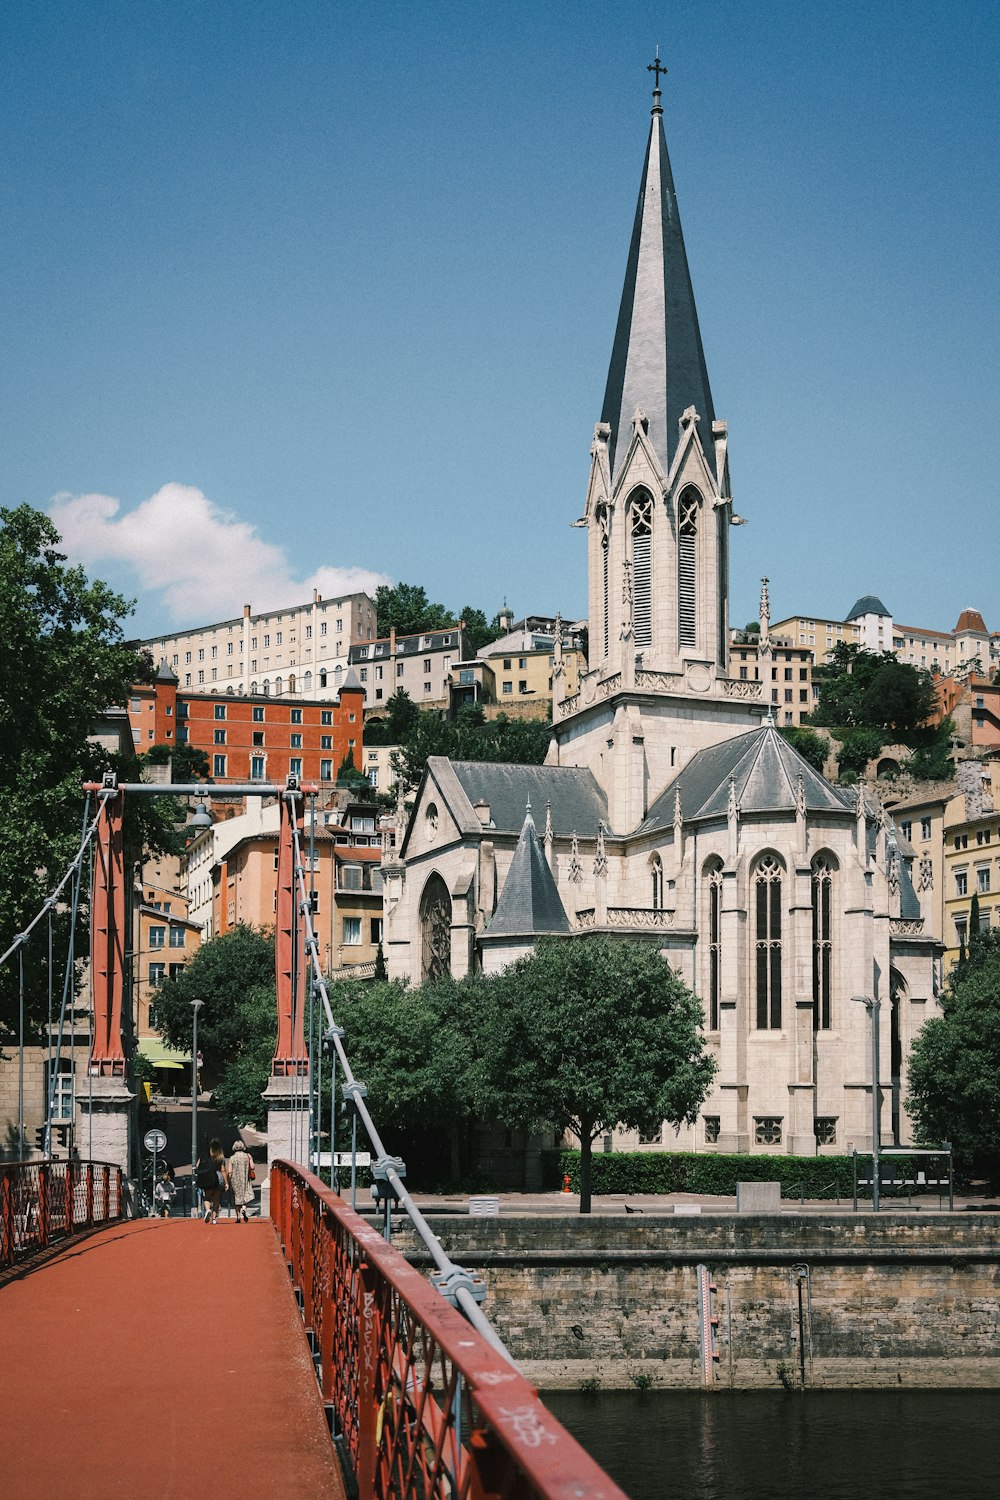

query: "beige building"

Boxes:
[476, 618, 586, 717]
[140, 590, 377, 700]
[893, 608, 999, 678]
[349, 625, 472, 710]
[769, 613, 861, 664]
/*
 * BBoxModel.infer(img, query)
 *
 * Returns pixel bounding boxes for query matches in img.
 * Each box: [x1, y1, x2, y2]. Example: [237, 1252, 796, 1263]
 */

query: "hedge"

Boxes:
[540, 1150, 947, 1199]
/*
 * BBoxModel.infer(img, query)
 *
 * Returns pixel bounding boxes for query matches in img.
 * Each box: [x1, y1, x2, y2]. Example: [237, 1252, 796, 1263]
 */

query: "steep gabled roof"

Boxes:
[954, 608, 988, 635]
[485, 808, 570, 939]
[448, 762, 607, 838]
[600, 85, 716, 485]
[638, 725, 851, 834]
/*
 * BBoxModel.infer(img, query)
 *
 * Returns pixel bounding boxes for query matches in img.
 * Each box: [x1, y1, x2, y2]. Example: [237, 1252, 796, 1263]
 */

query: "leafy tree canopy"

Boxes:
[777, 726, 828, 775]
[0, 505, 155, 1041]
[836, 728, 888, 779]
[809, 643, 936, 732]
[142, 742, 211, 782]
[482, 936, 716, 1211]
[151, 926, 276, 1123]
[374, 582, 500, 651]
[907, 928, 1000, 1184]
[391, 705, 551, 792]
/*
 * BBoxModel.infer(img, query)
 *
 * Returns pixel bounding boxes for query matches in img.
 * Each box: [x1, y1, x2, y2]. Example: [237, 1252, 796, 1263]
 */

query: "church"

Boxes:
[382, 73, 939, 1157]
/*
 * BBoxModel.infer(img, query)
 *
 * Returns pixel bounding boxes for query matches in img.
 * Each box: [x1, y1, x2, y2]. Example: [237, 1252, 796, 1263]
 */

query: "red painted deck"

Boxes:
[1, 1218, 345, 1499]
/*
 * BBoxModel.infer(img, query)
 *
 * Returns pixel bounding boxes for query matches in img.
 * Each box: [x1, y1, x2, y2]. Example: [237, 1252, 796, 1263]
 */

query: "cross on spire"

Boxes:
[647, 49, 667, 91]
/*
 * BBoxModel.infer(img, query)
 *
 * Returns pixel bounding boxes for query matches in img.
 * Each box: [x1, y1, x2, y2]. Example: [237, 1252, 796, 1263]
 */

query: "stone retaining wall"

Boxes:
[401, 1214, 1000, 1390]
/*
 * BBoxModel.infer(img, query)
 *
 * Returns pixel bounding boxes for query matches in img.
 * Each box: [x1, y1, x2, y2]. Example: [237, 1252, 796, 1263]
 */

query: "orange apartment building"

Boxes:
[212, 806, 385, 976]
[128, 662, 365, 786]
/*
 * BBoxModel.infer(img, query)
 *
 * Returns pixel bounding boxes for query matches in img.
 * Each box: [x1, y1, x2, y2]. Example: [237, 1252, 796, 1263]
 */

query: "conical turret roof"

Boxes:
[600, 81, 716, 484]
[486, 805, 571, 938]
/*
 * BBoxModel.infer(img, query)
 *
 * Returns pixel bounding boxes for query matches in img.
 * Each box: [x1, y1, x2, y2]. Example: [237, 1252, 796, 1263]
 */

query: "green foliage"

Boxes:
[391, 705, 551, 792]
[836, 728, 887, 778]
[776, 726, 828, 774]
[539, 1149, 936, 1199]
[0, 505, 153, 1042]
[374, 583, 453, 638]
[810, 643, 936, 732]
[456, 606, 500, 654]
[904, 725, 954, 781]
[363, 689, 420, 747]
[151, 926, 277, 1124]
[142, 742, 211, 781]
[907, 929, 1000, 1182]
[484, 936, 716, 1211]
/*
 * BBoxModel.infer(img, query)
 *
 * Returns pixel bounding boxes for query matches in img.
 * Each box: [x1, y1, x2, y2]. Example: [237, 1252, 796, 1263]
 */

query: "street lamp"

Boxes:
[851, 995, 881, 1211]
[190, 999, 203, 1216]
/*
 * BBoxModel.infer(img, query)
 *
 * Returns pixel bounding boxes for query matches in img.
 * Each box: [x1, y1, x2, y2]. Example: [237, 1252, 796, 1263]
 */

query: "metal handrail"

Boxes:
[1, 1158, 126, 1268]
[271, 1160, 629, 1500]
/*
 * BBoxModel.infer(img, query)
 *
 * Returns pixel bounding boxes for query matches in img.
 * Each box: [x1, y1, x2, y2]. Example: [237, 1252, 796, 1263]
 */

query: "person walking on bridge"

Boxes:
[196, 1139, 228, 1223]
[228, 1140, 255, 1222]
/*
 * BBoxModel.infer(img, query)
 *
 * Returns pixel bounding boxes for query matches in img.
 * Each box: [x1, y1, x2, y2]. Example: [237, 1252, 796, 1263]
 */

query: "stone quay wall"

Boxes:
[400, 1214, 1000, 1390]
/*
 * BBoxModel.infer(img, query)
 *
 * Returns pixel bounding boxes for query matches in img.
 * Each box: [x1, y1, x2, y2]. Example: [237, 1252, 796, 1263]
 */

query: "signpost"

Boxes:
[143, 1127, 167, 1207]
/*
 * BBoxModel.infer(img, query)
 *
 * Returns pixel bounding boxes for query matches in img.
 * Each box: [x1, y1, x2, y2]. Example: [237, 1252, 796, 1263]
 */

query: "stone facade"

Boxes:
[381, 82, 941, 1156]
[405, 1214, 1000, 1389]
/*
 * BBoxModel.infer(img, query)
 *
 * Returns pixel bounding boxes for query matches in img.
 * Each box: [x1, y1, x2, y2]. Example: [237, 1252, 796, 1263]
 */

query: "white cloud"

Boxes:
[47, 483, 391, 629]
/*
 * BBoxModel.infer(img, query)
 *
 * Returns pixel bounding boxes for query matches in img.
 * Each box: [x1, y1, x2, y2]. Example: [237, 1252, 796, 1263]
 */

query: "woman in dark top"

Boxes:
[197, 1138, 228, 1223]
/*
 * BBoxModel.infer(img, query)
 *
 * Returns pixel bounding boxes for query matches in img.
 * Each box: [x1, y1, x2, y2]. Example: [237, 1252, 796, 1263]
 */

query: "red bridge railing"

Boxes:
[271, 1161, 628, 1500]
[1, 1159, 125, 1269]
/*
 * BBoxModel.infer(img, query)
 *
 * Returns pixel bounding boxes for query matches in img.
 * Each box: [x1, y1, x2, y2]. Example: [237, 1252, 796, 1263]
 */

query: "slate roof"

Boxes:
[484, 810, 571, 939]
[600, 90, 716, 484]
[638, 725, 851, 835]
[156, 659, 178, 683]
[846, 594, 891, 620]
[448, 762, 607, 838]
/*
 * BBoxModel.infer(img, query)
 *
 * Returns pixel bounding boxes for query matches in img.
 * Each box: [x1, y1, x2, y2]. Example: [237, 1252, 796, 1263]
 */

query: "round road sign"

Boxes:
[143, 1128, 167, 1153]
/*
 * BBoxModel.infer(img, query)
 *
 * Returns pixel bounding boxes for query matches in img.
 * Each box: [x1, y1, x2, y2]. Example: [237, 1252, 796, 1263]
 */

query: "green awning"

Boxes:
[138, 1038, 192, 1068]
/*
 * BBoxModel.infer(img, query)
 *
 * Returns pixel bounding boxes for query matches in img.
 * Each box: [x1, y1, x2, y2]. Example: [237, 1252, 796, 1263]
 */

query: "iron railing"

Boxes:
[0, 1158, 125, 1268]
[271, 1161, 629, 1500]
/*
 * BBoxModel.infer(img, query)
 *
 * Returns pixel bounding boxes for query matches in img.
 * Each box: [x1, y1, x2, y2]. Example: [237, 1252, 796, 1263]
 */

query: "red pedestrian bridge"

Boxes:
[2, 1158, 627, 1500]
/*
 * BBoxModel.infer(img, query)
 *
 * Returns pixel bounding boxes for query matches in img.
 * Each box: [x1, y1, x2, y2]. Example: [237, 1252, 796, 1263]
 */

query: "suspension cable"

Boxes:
[45, 792, 92, 1146]
[285, 795, 513, 1361]
[0, 791, 109, 970]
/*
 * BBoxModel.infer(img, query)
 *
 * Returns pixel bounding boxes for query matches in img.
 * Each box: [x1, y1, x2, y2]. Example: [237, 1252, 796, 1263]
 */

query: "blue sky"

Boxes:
[2, 1, 998, 640]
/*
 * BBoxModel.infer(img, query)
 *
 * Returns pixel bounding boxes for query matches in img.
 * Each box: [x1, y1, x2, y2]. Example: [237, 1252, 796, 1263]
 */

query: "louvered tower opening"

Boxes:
[601, 534, 609, 658]
[630, 492, 653, 648]
[678, 490, 699, 649]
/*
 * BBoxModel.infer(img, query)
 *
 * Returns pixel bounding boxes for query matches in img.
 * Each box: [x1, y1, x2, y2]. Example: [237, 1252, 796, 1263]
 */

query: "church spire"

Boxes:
[600, 58, 716, 484]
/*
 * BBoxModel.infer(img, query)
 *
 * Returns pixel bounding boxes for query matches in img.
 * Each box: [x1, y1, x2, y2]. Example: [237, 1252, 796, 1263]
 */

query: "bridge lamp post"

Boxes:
[190, 999, 203, 1217]
[851, 995, 881, 1212]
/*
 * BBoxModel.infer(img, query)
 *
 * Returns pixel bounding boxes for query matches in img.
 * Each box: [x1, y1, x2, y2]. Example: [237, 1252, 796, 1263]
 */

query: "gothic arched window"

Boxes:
[706, 858, 724, 1031]
[811, 854, 835, 1031]
[630, 491, 653, 648]
[678, 488, 699, 649]
[419, 873, 451, 982]
[754, 853, 783, 1030]
[650, 854, 664, 911]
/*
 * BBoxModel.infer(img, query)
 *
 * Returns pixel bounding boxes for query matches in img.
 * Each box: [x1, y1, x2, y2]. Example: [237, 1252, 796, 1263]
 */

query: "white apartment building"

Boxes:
[140, 590, 377, 700]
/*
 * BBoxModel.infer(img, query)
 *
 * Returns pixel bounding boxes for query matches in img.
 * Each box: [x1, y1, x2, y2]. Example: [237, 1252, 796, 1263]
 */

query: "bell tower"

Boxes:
[552, 62, 764, 826]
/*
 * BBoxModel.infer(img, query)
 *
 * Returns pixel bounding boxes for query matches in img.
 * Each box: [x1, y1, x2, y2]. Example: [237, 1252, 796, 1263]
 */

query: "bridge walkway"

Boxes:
[2, 1217, 345, 1500]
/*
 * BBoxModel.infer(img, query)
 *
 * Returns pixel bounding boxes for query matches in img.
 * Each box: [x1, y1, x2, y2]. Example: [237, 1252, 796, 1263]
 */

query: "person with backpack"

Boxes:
[195, 1139, 228, 1223]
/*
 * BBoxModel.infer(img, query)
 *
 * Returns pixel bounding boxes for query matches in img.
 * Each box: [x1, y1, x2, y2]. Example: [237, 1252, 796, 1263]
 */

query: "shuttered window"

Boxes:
[631, 493, 653, 648]
[602, 535, 609, 658]
[678, 491, 698, 649]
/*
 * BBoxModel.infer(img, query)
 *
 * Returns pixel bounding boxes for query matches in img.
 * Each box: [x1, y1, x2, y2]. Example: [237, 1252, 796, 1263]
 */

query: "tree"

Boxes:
[836, 728, 887, 780]
[338, 973, 486, 1180]
[483, 936, 716, 1212]
[810, 643, 936, 732]
[0, 505, 154, 1042]
[390, 706, 551, 792]
[777, 726, 828, 775]
[142, 742, 211, 782]
[150, 926, 276, 1123]
[456, 606, 499, 654]
[907, 929, 1000, 1185]
[374, 583, 452, 639]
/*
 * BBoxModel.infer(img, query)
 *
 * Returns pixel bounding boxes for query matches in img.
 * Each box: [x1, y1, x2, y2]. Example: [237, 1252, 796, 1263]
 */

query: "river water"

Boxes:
[543, 1389, 1000, 1500]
